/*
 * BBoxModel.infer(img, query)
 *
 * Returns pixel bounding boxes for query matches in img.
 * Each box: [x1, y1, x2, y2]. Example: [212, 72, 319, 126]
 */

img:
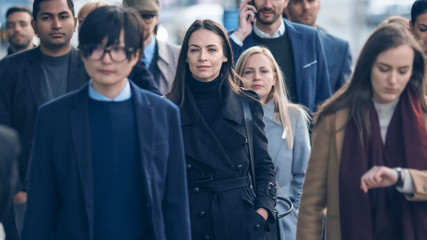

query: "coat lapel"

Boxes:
[69, 84, 94, 236]
[67, 47, 89, 91]
[180, 86, 242, 177]
[27, 48, 44, 107]
[211, 85, 247, 153]
[285, 20, 304, 104]
[130, 82, 155, 227]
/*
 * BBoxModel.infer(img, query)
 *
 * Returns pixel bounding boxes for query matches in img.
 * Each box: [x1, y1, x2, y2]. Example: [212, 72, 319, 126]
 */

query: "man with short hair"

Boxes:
[123, 0, 180, 94]
[284, 0, 352, 92]
[0, 0, 89, 234]
[4, 6, 36, 56]
[21, 6, 190, 239]
[230, 0, 331, 113]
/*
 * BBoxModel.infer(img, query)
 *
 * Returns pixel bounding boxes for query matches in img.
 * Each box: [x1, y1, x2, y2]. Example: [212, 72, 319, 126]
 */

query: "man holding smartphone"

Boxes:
[230, 0, 331, 113]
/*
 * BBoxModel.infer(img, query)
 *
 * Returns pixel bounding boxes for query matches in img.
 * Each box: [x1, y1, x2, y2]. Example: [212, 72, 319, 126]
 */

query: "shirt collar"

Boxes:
[88, 79, 132, 102]
[253, 19, 286, 39]
[143, 37, 156, 67]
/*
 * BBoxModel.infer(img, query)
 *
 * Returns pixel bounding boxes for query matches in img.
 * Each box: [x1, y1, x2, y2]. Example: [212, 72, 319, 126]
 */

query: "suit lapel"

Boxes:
[68, 48, 89, 91]
[285, 20, 304, 104]
[27, 48, 44, 107]
[131, 82, 155, 226]
[69, 84, 94, 234]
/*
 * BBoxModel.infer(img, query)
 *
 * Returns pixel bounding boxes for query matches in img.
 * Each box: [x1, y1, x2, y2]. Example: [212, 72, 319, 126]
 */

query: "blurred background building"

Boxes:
[0, 0, 415, 62]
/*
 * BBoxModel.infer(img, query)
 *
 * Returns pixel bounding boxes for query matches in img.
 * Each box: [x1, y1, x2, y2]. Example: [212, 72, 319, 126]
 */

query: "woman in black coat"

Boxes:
[165, 19, 277, 240]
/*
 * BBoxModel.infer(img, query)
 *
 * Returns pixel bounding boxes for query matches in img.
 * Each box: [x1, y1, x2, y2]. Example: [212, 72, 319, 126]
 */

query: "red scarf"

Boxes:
[339, 88, 427, 240]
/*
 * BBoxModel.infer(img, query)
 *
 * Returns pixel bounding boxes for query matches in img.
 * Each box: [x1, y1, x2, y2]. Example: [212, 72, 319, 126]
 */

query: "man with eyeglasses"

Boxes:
[123, 0, 180, 94]
[21, 6, 190, 240]
[0, 0, 90, 236]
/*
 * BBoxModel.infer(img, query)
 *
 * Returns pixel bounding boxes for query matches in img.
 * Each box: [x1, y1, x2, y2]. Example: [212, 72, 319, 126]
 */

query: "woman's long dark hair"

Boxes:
[165, 19, 242, 106]
[315, 23, 427, 134]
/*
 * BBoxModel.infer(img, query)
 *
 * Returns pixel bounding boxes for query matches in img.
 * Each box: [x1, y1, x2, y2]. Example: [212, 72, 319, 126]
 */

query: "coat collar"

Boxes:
[180, 81, 244, 126]
[180, 83, 245, 177]
[156, 40, 172, 65]
[263, 99, 275, 121]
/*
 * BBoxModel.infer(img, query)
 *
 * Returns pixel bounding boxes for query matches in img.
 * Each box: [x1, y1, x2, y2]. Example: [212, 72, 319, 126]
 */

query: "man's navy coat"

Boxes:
[21, 82, 191, 240]
[230, 19, 332, 112]
[317, 27, 352, 92]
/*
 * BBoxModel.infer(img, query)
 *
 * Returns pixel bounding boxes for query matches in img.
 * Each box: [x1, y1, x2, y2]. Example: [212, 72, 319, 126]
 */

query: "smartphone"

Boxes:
[247, 0, 255, 21]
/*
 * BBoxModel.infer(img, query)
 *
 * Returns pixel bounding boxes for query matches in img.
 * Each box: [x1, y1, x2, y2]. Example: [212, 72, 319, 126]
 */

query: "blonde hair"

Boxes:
[78, 1, 108, 23]
[235, 46, 310, 148]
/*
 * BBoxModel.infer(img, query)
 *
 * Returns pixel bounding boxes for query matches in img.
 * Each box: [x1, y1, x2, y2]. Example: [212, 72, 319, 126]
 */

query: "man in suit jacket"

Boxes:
[284, 0, 352, 92]
[0, 0, 89, 234]
[21, 6, 190, 239]
[230, 0, 331, 113]
[123, 0, 180, 94]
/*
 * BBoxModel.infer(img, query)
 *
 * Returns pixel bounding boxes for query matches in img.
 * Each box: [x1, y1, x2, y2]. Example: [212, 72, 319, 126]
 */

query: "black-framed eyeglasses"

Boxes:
[139, 13, 157, 23]
[87, 45, 135, 62]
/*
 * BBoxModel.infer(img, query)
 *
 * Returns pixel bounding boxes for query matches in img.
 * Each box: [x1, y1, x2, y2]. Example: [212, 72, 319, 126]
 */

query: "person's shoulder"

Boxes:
[39, 84, 87, 113]
[240, 88, 260, 102]
[317, 27, 349, 48]
[157, 39, 180, 52]
[285, 18, 317, 35]
[0, 124, 19, 144]
[133, 86, 179, 111]
[2, 47, 39, 66]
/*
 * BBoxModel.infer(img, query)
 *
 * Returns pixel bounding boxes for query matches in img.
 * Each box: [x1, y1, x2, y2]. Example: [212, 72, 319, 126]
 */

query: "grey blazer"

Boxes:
[151, 40, 180, 94]
[263, 100, 310, 240]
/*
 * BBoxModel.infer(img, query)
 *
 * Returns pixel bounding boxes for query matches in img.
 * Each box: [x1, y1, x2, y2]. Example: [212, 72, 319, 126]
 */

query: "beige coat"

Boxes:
[296, 109, 427, 240]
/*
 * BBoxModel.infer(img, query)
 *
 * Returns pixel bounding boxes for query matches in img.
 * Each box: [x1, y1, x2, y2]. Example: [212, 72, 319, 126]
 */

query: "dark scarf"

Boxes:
[339, 88, 427, 240]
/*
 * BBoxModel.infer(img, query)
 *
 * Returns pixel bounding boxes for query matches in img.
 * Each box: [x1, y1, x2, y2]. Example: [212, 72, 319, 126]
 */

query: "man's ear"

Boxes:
[31, 20, 38, 35]
[73, 17, 77, 32]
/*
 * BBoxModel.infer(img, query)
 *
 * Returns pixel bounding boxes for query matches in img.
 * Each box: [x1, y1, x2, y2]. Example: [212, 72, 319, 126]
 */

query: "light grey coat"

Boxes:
[263, 100, 310, 240]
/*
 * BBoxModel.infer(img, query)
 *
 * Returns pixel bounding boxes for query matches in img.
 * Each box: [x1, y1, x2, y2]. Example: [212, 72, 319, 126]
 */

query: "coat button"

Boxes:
[186, 164, 192, 170]
[255, 224, 261, 230]
[198, 211, 206, 217]
[245, 138, 248, 143]
[204, 235, 210, 240]
[235, 164, 242, 170]
[192, 187, 200, 193]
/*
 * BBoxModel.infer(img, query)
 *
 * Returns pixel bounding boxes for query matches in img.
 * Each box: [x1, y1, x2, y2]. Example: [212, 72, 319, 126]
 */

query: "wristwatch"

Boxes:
[394, 167, 403, 187]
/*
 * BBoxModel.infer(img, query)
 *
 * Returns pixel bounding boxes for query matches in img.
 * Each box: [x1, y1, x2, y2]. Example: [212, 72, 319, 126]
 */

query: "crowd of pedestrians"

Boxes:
[0, 0, 426, 240]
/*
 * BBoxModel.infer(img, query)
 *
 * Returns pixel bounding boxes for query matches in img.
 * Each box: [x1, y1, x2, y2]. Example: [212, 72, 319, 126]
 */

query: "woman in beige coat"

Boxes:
[297, 22, 427, 240]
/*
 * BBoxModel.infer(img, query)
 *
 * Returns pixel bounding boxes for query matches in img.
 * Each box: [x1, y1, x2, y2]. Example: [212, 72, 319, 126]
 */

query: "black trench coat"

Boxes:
[179, 83, 276, 240]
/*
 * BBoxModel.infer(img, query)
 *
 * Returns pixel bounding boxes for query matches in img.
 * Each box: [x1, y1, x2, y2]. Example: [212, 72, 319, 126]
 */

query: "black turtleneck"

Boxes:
[189, 75, 222, 126]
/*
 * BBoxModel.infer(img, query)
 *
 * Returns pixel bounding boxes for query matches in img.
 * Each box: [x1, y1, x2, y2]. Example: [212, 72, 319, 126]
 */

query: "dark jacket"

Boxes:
[0, 125, 20, 218]
[230, 19, 331, 113]
[21, 82, 191, 240]
[178, 83, 276, 240]
[129, 61, 161, 95]
[317, 27, 352, 92]
[0, 47, 89, 191]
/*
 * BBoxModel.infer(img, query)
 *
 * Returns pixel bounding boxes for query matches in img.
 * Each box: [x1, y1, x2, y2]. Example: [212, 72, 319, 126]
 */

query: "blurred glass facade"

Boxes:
[0, 0, 415, 68]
